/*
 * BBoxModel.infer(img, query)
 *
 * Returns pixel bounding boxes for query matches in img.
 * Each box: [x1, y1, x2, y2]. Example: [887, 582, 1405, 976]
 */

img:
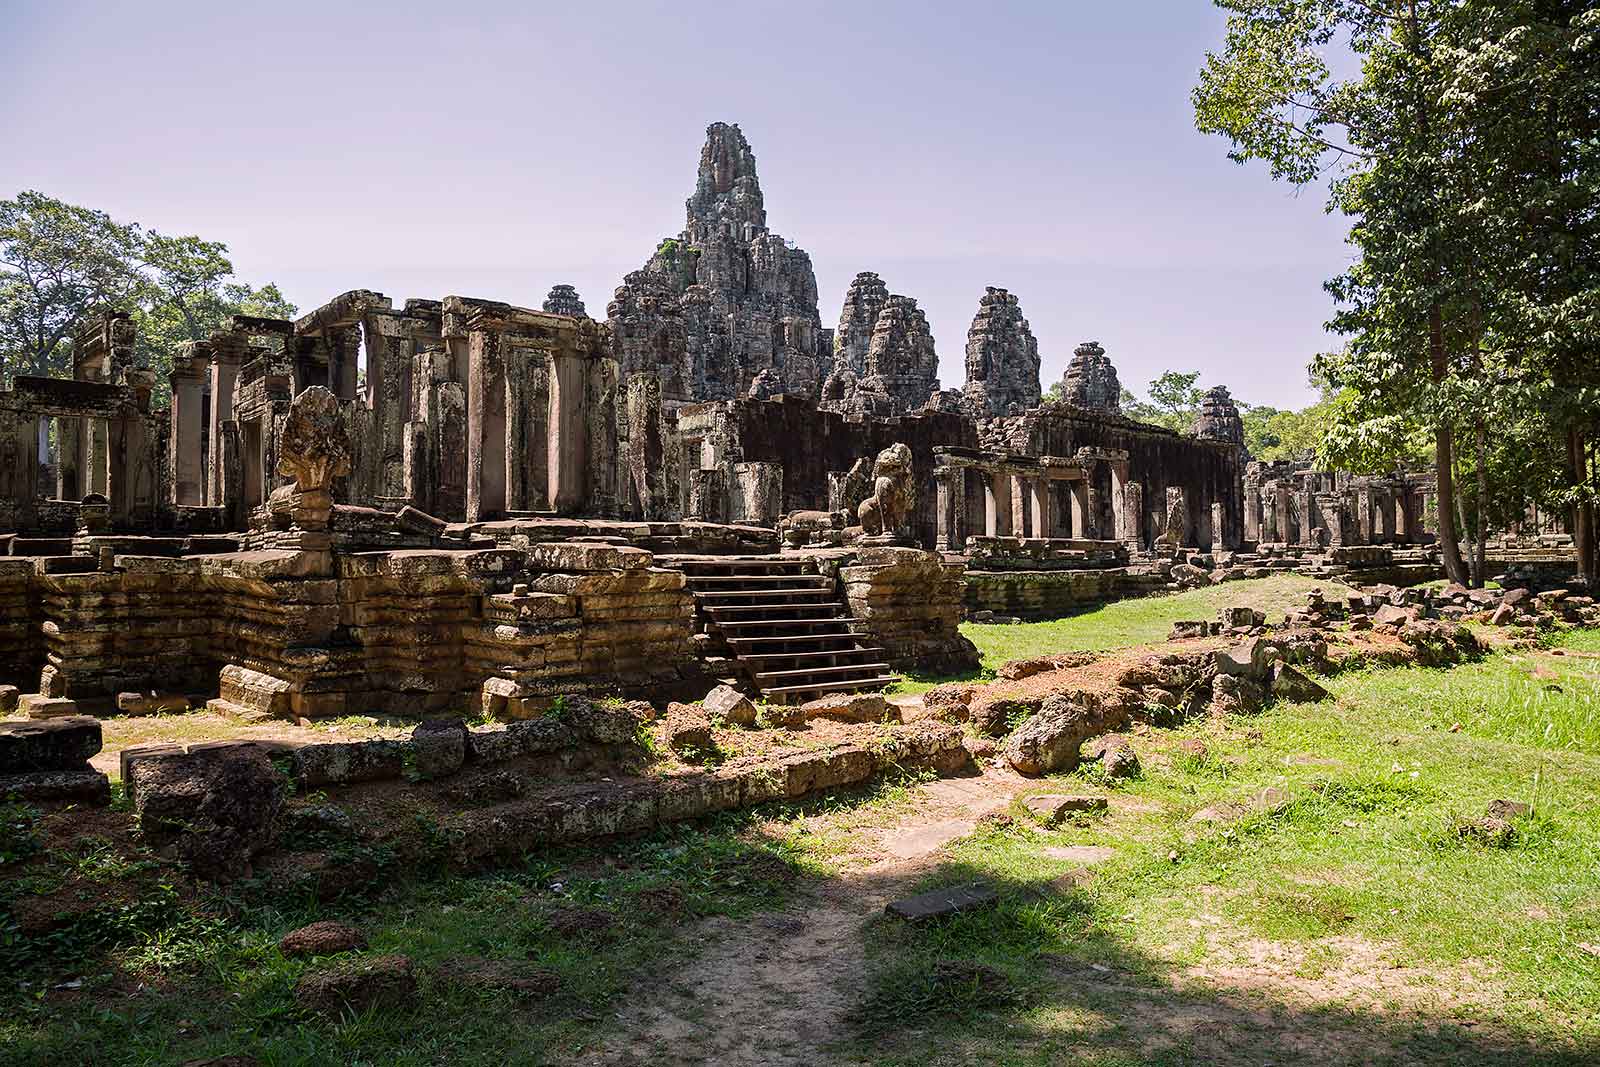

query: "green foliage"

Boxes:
[1194, 1, 1600, 581]
[0, 190, 295, 397]
[1120, 370, 1204, 432]
[0, 802, 41, 865]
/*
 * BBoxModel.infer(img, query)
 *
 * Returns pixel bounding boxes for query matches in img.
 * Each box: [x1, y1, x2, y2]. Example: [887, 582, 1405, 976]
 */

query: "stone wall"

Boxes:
[838, 546, 978, 674]
[0, 542, 699, 718]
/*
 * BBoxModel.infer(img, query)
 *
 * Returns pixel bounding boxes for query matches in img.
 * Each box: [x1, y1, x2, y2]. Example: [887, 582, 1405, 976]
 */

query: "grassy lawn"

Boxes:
[848, 634, 1600, 1064]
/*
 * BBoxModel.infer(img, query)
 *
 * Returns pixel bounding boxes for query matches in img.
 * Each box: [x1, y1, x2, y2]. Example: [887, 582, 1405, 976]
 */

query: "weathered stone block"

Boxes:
[0, 716, 102, 772]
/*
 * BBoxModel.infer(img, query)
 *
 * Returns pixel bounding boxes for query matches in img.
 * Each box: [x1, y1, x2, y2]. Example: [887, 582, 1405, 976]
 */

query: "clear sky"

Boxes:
[2, 0, 1352, 409]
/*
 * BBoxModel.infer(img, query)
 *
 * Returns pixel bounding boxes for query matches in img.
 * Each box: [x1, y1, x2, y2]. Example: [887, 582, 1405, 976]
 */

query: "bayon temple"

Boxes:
[0, 123, 1569, 723]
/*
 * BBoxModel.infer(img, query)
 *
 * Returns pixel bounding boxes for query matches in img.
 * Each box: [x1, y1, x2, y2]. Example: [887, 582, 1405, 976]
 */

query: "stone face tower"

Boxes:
[1059, 340, 1121, 412]
[542, 284, 586, 318]
[821, 274, 940, 416]
[1191, 384, 1246, 447]
[608, 122, 829, 403]
[961, 287, 1040, 416]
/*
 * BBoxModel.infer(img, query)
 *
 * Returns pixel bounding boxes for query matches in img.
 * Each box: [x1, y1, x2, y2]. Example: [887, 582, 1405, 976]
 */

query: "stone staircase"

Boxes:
[663, 555, 899, 703]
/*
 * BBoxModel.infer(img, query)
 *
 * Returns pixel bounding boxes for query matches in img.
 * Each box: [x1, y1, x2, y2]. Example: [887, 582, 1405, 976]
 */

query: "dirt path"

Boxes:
[574, 768, 1031, 1066]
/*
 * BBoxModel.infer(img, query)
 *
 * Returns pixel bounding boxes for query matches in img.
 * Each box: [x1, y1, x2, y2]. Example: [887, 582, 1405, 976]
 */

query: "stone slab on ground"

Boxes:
[0, 768, 111, 804]
[885, 881, 998, 923]
[0, 715, 102, 772]
[1023, 793, 1109, 824]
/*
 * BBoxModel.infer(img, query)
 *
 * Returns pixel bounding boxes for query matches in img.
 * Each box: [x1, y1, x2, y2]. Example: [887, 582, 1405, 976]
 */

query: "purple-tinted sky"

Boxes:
[3, 0, 1352, 408]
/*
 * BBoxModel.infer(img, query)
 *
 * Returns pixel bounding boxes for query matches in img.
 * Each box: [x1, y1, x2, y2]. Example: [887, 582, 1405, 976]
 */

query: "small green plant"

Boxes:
[545, 695, 570, 722]
[0, 802, 41, 865]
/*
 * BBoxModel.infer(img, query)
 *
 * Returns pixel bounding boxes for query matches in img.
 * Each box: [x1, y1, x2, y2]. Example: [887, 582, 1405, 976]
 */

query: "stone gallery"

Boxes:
[0, 123, 1456, 722]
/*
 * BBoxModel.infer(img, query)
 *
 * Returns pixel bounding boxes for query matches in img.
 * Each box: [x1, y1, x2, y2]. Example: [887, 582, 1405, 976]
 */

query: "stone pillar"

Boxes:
[1028, 477, 1048, 540]
[467, 328, 508, 522]
[1123, 481, 1143, 550]
[546, 349, 587, 515]
[1009, 473, 1027, 537]
[84, 417, 109, 497]
[1211, 501, 1226, 551]
[985, 471, 1011, 537]
[1108, 463, 1127, 541]
[1244, 488, 1261, 543]
[1086, 483, 1103, 540]
[1069, 479, 1089, 539]
[935, 468, 964, 551]
[207, 345, 240, 506]
[1273, 485, 1290, 543]
[1298, 488, 1316, 546]
[1395, 488, 1411, 542]
[169, 349, 207, 505]
[1356, 487, 1372, 543]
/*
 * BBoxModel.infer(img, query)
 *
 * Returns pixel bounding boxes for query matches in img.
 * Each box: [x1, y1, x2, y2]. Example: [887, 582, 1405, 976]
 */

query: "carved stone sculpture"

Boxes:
[857, 443, 915, 541]
[1157, 486, 1187, 550]
[277, 386, 352, 494]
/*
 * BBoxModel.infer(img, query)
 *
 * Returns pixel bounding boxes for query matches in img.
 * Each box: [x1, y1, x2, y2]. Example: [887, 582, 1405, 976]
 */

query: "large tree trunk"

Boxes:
[1430, 305, 1469, 584]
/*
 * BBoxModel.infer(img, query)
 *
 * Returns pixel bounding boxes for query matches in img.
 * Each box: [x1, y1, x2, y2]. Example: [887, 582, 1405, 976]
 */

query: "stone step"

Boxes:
[683, 574, 833, 587]
[692, 587, 835, 600]
[713, 616, 862, 629]
[759, 676, 899, 699]
[752, 662, 893, 682]
[740, 646, 888, 662]
[11, 538, 75, 556]
[704, 601, 842, 616]
[726, 632, 866, 647]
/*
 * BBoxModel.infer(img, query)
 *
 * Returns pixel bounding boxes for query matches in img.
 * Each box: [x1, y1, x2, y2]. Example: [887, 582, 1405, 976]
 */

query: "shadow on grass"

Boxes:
[834, 847, 1597, 1067]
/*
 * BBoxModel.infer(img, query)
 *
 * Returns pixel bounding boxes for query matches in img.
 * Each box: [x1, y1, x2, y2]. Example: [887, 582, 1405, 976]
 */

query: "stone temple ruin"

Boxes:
[0, 121, 1571, 730]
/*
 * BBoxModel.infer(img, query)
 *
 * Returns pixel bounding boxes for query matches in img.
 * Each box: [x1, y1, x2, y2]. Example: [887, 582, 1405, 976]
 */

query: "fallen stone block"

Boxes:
[1270, 662, 1331, 703]
[1168, 620, 1210, 640]
[0, 716, 102, 773]
[116, 691, 190, 715]
[0, 685, 17, 714]
[279, 920, 367, 958]
[0, 768, 111, 805]
[703, 684, 757, 727]
[800, 692, 896, 724]
[19, 695, 81, 719]
[410, 719, 467, 778]
[665, 705, 714, 759]
[885, 882, 998, 923]
[294, 954, 417, 1017]
[1023, 794, 1108, 824]
[292, 740, 407, 787]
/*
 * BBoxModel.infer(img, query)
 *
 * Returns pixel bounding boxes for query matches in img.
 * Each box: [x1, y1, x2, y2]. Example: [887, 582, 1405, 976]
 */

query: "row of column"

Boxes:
[935, 461, 1136, 551]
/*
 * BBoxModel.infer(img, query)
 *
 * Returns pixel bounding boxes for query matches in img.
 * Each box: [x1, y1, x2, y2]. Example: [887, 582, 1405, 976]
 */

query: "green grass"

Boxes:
[890, 574, 1326, 696]
[962, 573, 1325, 672]
[845, 642, 1600, 1065]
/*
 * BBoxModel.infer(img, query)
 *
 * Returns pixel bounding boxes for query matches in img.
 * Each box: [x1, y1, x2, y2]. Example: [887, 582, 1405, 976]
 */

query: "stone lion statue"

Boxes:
[857, 442, 914, 539]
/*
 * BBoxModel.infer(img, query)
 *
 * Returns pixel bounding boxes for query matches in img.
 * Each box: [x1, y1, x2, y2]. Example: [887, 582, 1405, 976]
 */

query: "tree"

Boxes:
[135, 232, 297, 394]
[1121, 370, 1205, 432]
[0, 191, 295, 401]
[0, 191, 142, 383]
[1194, 0, 1486, 584]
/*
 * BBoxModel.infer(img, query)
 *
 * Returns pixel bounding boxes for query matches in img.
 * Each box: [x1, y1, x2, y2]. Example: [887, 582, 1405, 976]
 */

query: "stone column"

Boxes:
[986, 470, 1011, 537]
[207, 343, 240, 506]
[1244, 488, 1261, 543]
[1211, 502, 1226, 551]
[545, 348, 587, 515]
[1086, 483, 1103, 540]
[1273, 485, 1290, 543]
[1298, 488, 1316, 546]
[1108, 463, 1128, 541]
[1123, 481, 1143, 550]
[169, 349, 207, 505]
[1009, 472, 1027, 537]
[1395, 488, 1411, 542]
[1028, 477, 1048, 540]
[1068, 478, 1089, 539]
[935, 467, 963, 551]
